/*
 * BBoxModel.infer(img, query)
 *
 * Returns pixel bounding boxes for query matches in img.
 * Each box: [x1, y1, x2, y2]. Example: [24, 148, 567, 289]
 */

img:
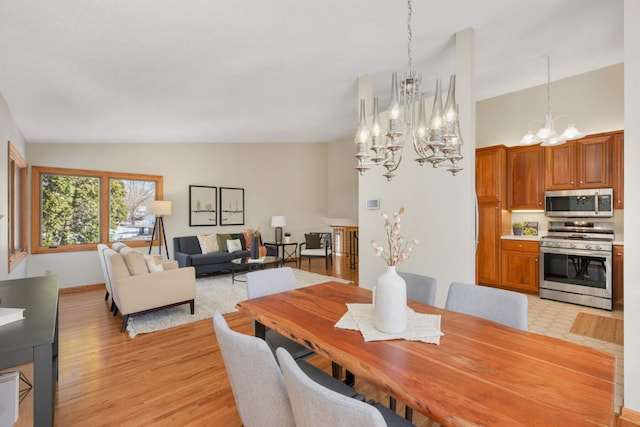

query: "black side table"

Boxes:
[264, 242, 298, 266]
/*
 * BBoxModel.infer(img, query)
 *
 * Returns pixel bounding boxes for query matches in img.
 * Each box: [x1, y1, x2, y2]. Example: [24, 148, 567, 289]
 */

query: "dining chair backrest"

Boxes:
[276, 347, 387, 427]
[212, 312, 296, 427]
[246, 267, 297, 299]
[445, 282, 528, 330]
[398, 272, 437, 306]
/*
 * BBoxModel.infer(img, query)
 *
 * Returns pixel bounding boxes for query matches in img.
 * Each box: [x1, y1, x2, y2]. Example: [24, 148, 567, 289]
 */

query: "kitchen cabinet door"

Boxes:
[544, 134, 613, 190]
[501, 240, 539, 294]
[507, 145, 544, 210]
[476, 145, 506, 203]
[476, 202, 502, 286]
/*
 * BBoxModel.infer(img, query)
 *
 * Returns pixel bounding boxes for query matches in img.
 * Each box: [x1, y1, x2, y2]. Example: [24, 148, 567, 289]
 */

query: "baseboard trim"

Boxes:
[618, 406, 640, 427]
[59, 283, 104, 294]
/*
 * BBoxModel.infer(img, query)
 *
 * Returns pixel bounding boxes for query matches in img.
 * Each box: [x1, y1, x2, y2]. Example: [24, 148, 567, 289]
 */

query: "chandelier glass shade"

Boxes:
[355, 0, 463, 181]
[520, 56, 584, 147]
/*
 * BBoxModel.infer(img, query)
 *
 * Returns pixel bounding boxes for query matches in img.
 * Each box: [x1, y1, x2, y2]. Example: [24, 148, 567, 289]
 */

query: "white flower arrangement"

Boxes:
[370, 207, 420, 266]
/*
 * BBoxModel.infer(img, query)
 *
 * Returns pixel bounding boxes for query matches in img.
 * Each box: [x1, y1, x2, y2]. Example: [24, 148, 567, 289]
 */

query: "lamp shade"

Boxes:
[147, 200, 172, 216]
[271, 216, 287, 227]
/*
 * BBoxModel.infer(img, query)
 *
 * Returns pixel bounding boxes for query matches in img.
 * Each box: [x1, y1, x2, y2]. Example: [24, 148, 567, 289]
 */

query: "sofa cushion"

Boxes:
[305, 233, 322, 249]
[226, 238, 243, 253]
[216, 233, 232, 252]
[112, 242, 128, 252]
[197, 234, 219, 254]
[190, 252, 237, 266]
[120, 247, 149, 275]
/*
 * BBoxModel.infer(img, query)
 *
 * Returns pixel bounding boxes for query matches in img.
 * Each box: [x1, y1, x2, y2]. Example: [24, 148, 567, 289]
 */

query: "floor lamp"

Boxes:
[147, 200, 172, 259]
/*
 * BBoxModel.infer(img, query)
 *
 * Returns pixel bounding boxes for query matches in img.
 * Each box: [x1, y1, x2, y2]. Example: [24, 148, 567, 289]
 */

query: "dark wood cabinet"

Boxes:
[507, 145, 544, 210]
[613, 244, 624, 309]
[613, 132, 624, 209]
[500, 239, 539, 294]
[545, 134, 613, 190]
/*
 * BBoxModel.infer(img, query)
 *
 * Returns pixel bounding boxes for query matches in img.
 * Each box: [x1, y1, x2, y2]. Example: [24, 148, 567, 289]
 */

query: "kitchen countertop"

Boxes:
[501, 234, 544, 241]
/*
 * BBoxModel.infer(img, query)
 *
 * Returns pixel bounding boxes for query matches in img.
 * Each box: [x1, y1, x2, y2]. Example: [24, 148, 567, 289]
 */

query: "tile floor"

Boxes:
[527, 295, 624, 412]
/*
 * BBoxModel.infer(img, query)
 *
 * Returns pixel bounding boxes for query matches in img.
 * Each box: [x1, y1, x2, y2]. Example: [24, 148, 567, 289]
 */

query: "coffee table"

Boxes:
[230, 256, 282, 283]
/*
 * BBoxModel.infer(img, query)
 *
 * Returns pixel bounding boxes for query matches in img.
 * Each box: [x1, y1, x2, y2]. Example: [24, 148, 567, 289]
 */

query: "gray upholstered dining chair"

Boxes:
[276, 347, 415, 427]
[213, 311, 296, 427]
[445, 282, 528, 330]
[246, 267, 314, 360]
[399, 272, 437, 306]
[213, 311, 363, 427]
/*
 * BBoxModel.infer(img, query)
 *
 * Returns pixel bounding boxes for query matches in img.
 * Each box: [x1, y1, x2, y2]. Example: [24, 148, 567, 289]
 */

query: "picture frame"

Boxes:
[189, 185, 217, 226]
[219, 187, 244, 226]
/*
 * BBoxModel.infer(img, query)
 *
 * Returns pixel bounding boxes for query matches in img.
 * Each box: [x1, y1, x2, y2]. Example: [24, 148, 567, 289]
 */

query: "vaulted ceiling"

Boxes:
[0, 0, 624, 144]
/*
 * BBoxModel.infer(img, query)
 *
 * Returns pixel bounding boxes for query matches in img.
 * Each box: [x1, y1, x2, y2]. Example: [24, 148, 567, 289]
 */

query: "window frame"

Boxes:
[31, 166, 163, 254]
[8, 141, 28, 272]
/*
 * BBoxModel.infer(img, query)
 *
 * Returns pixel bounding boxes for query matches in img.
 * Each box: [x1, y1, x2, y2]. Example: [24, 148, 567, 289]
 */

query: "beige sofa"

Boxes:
[103, 247, 196, 332]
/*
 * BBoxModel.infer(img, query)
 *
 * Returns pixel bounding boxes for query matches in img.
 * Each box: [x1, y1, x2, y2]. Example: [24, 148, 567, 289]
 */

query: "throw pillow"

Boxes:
[216, 233, 232, 253]
[305, 233, 322, 249]
[197, 234, 219, 254]
[120, 247, 149, 275]
[226, 239, 243, 253]
[144, 255, 164, 273]
[111, 242, 128, 252]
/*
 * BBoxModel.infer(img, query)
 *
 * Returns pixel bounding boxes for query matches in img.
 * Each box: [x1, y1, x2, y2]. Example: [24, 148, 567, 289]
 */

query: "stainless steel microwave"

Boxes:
[544, 188, 614, 218]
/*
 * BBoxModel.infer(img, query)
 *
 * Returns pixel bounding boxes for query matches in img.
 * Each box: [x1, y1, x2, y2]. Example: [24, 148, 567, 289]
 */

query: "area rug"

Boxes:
[570, 312, 624, 345]
[126, 268, 351, 338]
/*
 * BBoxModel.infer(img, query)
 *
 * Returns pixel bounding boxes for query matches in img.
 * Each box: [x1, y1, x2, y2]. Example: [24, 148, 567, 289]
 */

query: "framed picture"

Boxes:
[189, 185, 217, 226]
[220, 187, 244, 226]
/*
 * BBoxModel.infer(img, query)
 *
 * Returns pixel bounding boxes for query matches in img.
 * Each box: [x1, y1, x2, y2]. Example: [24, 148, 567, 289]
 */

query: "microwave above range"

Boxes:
[544, 188, 613, 218]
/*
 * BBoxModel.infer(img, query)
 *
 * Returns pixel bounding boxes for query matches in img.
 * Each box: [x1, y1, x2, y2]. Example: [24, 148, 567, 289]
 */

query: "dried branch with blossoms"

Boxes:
[371, 207, 419, 266]
[243, 225, 261, 237]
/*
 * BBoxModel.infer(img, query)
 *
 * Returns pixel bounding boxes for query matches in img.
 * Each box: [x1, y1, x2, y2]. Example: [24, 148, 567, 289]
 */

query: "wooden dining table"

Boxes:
[236, 281, 616, 426]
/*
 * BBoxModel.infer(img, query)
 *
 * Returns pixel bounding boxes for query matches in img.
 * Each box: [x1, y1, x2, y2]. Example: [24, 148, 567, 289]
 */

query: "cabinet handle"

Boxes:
[580, 180, 584, 184]
[571, 181, 574, 185]
[535, 258, 538, 262]
[518, 244, 522, 248]
[617, 252, 622, 256]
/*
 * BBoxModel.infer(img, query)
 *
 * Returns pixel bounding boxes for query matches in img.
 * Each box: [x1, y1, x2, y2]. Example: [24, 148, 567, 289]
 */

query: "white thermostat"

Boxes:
[365, 199, 380, 210]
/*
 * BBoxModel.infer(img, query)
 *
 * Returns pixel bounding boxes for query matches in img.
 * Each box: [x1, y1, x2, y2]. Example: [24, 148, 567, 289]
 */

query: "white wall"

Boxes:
[328, 136, 359, 224]
[26, 142, 334, 288]
[0, 93, 28, 280]
[477, 63, 624, 148]
[358, 28, 476, 308]
[623, 0, 639, 415]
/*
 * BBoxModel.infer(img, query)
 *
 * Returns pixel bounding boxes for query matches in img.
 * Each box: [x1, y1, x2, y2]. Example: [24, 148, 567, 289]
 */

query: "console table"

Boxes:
[0, 275, 59, 427]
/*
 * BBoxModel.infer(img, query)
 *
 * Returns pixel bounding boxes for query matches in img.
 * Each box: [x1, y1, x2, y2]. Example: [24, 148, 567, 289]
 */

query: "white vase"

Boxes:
[374, 266, 407, 334]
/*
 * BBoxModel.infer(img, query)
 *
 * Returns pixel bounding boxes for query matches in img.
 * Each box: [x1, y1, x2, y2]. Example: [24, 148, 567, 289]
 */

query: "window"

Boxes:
[31, 166, 163, 254]
[8, 142, 28, 272]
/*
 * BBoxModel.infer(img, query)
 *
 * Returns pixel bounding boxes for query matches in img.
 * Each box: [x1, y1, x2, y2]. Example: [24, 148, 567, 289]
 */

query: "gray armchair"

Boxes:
[299, 232, 333, 269]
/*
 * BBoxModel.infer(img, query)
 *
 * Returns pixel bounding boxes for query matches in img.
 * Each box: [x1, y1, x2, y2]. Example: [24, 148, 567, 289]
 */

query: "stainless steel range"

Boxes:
[539, 221, 614, 310]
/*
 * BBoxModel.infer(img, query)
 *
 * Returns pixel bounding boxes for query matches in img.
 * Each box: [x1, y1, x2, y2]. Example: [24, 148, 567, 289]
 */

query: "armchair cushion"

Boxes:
[304, 233, 322, 249]
[120, 247, 149, 275]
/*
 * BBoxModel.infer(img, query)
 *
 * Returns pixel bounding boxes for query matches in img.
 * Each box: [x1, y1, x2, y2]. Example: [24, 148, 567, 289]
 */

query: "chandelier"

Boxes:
[520, 56, 584, 146]
[355, 0, 463, 181]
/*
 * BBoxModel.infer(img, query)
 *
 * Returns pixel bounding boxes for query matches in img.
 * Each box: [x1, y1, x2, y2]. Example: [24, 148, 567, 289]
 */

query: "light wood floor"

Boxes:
[54, 255, 435, 426]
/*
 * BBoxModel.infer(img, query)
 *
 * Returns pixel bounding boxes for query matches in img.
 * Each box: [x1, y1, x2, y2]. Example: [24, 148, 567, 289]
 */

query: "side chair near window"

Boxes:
[445, 282, 529, 331]
[299, 232, 333, 269]
[276, 347, 415, 427]
[213, 312, 363, 427]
